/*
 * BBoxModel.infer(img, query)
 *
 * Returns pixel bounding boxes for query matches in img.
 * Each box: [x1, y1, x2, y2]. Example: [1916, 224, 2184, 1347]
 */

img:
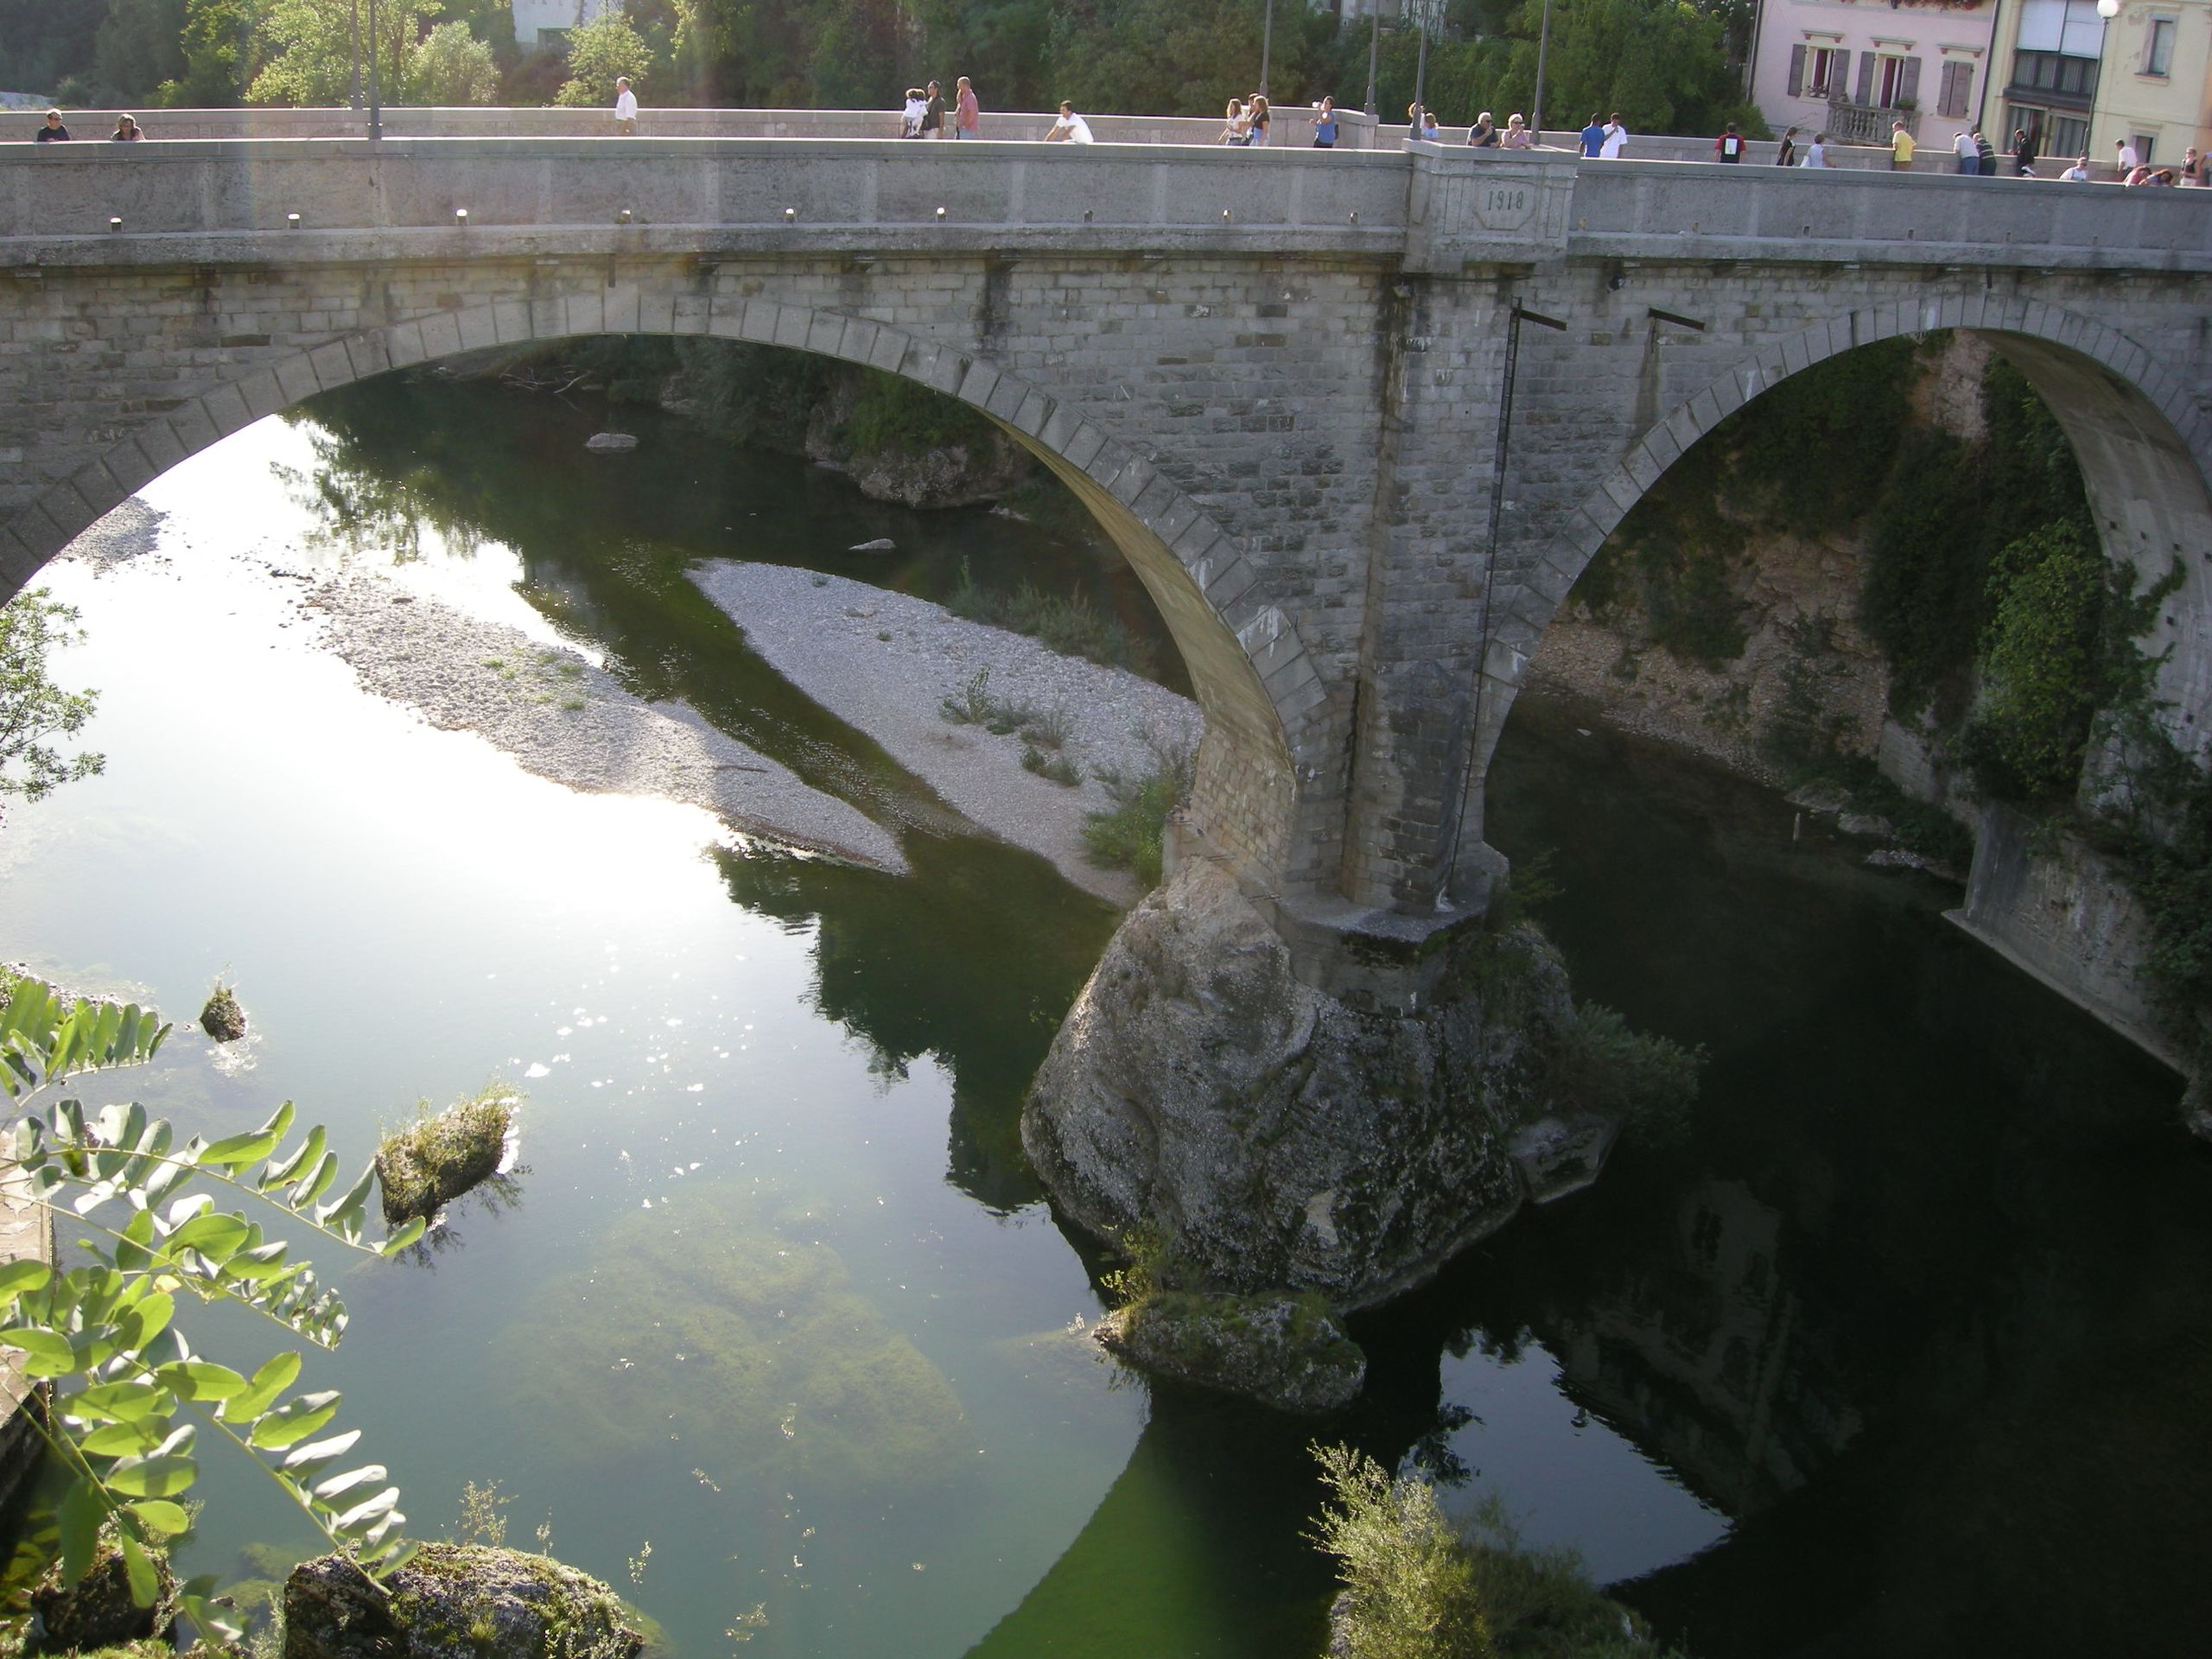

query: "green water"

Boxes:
[6, 376, 2209, 1658]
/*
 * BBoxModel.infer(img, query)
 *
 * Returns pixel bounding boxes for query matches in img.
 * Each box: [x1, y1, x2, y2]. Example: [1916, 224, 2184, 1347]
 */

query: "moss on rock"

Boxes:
[24, 1534, 179, 1656]
[376, 1085, 518, 1225]
[283, 1545, 639, 1659]
[199, 983, 247, 1043]
[1097, 1288, 1366, 1414]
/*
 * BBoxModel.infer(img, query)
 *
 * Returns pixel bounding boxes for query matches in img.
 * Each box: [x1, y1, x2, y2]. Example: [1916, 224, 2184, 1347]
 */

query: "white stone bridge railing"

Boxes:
[3, 137, 2208, 278]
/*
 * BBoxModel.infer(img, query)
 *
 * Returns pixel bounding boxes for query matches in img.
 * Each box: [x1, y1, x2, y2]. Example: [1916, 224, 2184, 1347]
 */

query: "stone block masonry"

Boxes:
[3, 137, 2210, 987]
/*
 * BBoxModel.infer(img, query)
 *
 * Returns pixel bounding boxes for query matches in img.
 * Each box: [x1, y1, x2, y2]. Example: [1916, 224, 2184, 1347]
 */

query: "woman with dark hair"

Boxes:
[111, 114, 142, 141]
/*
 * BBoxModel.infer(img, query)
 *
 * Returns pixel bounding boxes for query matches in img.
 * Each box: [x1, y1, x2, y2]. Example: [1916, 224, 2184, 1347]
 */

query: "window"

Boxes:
[2009, 48, 2099, 103]
[1938, 60, 1974, 117]
[2132, 132, 2157, 164]
[1876, 54, 1921, 109]
[2144, 16, 2177, 76]
[2048, 112, 2088, 156]
[1810, 45, 1839, 95]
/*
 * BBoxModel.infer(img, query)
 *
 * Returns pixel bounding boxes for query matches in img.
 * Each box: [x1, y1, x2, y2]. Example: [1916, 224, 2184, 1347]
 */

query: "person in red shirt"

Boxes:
[954, 77, 980, 140]
[1714, 122, 1745, 162]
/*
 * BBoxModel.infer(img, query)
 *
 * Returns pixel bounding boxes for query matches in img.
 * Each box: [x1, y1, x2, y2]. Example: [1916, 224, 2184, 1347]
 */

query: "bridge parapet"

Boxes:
[5, 139, 2205, 276]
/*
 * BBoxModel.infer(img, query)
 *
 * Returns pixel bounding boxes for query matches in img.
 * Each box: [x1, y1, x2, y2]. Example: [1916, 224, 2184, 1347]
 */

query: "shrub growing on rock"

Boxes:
[375, 1085, 519, 1226]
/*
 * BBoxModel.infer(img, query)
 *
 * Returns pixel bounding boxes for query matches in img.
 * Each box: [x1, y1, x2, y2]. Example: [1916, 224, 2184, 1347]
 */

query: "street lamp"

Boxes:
[349, 0, 362, 111]
[1365, 0, 1381, 119]
[1260, 0, 1274, 99]
[366, 0, 383, 142]
[1531, 0, 1554, 140]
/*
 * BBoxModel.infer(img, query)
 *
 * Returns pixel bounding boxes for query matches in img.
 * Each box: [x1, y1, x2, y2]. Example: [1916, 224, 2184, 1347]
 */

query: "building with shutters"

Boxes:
[2072, 0, 2208, 171]
[1986, 0, 2109, 164]
[512, 0, 624, 48]
[1748, 0, 2002, 148]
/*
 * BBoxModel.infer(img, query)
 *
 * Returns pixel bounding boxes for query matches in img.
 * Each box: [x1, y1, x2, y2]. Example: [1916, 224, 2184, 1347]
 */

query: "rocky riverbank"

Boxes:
[302, 572, 906, 873]
[691, 562, 1201, 906]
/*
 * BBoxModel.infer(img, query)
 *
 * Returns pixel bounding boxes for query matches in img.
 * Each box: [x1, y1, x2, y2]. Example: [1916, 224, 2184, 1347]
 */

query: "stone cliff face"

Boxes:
[1021, 858, 1580, 1311]
[801, 368, 1033, 508]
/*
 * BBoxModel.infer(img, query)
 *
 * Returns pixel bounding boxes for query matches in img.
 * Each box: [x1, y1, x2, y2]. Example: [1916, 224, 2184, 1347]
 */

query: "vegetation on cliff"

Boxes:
[1311, 1443, 1690, 1659]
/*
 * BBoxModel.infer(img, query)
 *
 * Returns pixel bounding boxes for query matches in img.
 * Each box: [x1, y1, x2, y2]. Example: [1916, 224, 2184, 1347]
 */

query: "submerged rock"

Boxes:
[1023, 857, 1576, 1310]
[489, 1187, 971, 1491]
[1096, 1289, 1365, 1414]
[1507, 1112, 1620, 1204]
[583, 432, 638, 453]
[847, 537, 896, 552]
[283, 1544, 640, 1659]
[200, 983, 248, 1042]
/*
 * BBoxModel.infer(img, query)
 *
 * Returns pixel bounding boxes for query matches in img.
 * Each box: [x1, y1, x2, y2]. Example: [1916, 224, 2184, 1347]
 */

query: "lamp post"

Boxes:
[1260, 0, 1274, 98]
[366, 0, 383, 142]
[1364, 0, 1381, 119]
[1531, 0, 1554, 140]
[349, 0, 362, 111]
[2094, 0, 2120, 164]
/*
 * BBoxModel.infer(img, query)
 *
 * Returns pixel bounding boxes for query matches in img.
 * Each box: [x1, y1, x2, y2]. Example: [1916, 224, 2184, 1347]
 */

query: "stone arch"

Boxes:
[1467, 297, 2212, 803]
[9, 288, 1331, 890]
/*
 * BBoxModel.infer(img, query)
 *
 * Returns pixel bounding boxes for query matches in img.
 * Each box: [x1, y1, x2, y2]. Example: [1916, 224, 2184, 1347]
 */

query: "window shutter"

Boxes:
[1900, 55, 1922, 107]
[1936, 63, 1958, 117]
[1855, 50, 1876, 105]
[1789, 45, 1806, 98]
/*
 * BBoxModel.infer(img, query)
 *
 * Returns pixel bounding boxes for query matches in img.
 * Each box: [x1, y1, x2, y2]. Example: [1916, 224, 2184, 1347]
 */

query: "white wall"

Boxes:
[512, 0, 623, 48]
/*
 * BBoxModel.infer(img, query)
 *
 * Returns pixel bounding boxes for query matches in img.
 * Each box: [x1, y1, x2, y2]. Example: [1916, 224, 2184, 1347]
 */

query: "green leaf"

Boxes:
[181, 1591, 245, 1645]
[311, 1462, 386, 1502]
[114, 1291, 175, 1352]
[118, 1532, 159, 1608]
[104, 1454, 197, 1498]
[167, 1212, 250, 1263]
[248, 1390, 341, 1450]
[290, 1150, 340, 1209]
[80, 1419, 164, 1456]
[115, 1207, 156, 1274]
[197, 1128, 281, 1171]
[264, 1123, 327, 1191]
[58, 1477, 103, 1586]
[70, 1381, 170, 1422]
[155, 1359, 247, 1402]
[0, 1259, 52, 1311]
[223, 1242, 294, 1284]
[282, 1428, 361, 1475]
[126, 1498, 191, 1537]
[0, 1325, 78, 1377]
[220, 1351, 302, 1422]
[379, 1217, 427, 1257]
[368, 1537, 420, 1578]
[318, 1162, 378, 1228]
[331, 1485, 399, 1535]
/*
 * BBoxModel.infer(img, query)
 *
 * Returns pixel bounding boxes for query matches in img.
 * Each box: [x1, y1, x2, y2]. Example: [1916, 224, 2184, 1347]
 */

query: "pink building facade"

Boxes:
[1749, 0, 2003, 146]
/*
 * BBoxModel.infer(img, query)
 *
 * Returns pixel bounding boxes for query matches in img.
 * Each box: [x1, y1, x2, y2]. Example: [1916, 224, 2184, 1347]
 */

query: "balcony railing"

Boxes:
[1827, 98, 1920, 144]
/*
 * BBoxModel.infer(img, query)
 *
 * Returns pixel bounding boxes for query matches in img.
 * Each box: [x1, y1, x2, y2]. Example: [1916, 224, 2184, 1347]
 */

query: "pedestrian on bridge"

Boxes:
[1220, 99, 1249, 144]
[2115, 136, 2140, 174]
[1313, 96, 1338, 149]
[1045, 102, 1093, 143]
[1973, 127, 1996, 175]
[2012, 128, 2037, 177]
[925, 82, 946, 138]
[1953, 130, 1976, 173]
[1714, 121, 1745, 162]
[1802, 132, 1830, 168]
[1776, 126, 1798, 167]
[33, 110, 67, 142]
[1600, 113, 1627, 159]
[1889, 120, 1914, 170]
[901, 88, 928, 138]
[1503, 113, 1530, 149]
[613, 77, 638, 136]
[1579, 113, 1605, 158]
[110, 114, 142, 142]
[1467, 111, 1498, 147]
[2062, 156, 2092, 181]
[1248, 96, 1272, 146]
[955, 77, 979, 139]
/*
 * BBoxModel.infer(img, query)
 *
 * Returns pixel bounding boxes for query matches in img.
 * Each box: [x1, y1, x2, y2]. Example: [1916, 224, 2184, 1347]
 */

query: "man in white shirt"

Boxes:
[2062, 156, 2092, 181]
[613, 77, 638, 136]
[1802, 132, 1829, 168]
[1046, 102, 1093, 144]
[1953, 130, 1976, 174]
[2115, 137, 2140, 173]
[1599, 113, 1627, 160]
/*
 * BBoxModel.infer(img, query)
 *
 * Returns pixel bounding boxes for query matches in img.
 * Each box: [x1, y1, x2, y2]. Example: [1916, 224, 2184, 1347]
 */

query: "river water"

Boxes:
[6, 377, 2209, 1658]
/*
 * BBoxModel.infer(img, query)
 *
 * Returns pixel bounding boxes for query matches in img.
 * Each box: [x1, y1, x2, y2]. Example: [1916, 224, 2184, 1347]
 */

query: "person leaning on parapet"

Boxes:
[1713, 121, 1745, 162]
[1952, 129, 1976, 173]
[33, 110, 68, 142]
[1775, 125, 1797, 166]
[955, 76, 980, 139]
[1973, 126, 1996, 175]
[925, 81, 946, 138]
[1467, 111, 1498, 147]
[2181, 146, 2206, 185]
[1044, 101, 1093, 143]
[111, 114, 143, 141]
[1600, 112, 1627, 158]
[1313, 95, 1338, 149]
[1502, 113, 1531, 148]
[613, 77, 638, 135]
[2061, 155, 2093, 181]
[1579, 112, 1605, 159]
[1889, 119, 1915, 170]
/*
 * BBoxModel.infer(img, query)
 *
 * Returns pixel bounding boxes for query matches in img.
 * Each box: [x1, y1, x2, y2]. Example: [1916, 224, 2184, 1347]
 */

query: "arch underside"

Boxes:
[4, 292, 1332, 893]
[1466, 299, 2212, 837]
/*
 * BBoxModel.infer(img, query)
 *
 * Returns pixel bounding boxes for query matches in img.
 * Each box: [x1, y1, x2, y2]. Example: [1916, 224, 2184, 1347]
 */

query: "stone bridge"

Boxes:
[4, 133, 2210, 992]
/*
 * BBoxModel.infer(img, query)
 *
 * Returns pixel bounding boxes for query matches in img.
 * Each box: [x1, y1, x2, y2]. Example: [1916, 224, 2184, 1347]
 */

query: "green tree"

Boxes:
[0, 591, 104, 804]
[93, 0, 189, 104]
[0, 0, 111, 98]
[410, 16, 499, 103]
[555, 10, 655, 107]
[0, 971, 426, 1632]
[249, 0, 444, 106]
[1967, 522, 2108, 799]
[163, 0, 268, 105]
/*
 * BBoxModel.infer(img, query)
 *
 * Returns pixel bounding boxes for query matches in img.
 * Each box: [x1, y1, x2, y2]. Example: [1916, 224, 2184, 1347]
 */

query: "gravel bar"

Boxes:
[690, 562, 1202, 907]
[307, 572, 906, 873]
